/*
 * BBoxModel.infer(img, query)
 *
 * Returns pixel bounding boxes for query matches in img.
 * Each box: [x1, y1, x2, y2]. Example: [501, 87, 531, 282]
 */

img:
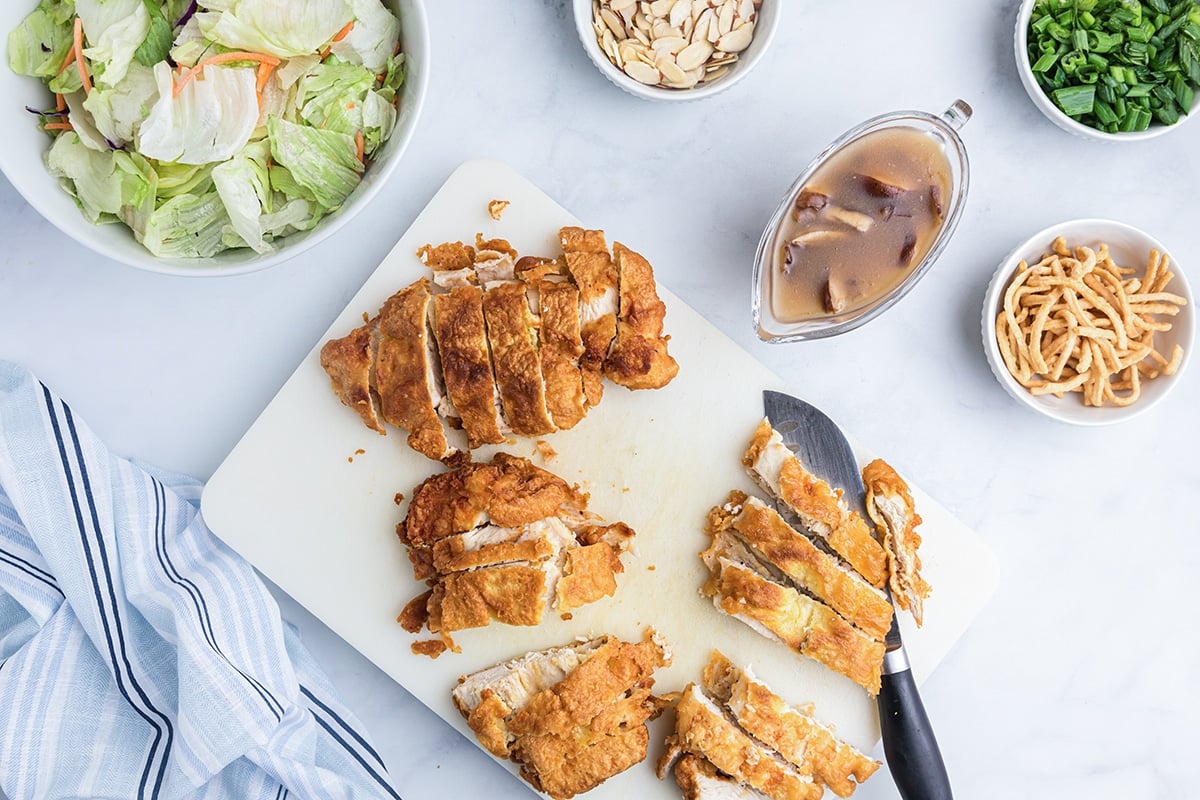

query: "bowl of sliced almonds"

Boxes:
[573, 0, 778, 100]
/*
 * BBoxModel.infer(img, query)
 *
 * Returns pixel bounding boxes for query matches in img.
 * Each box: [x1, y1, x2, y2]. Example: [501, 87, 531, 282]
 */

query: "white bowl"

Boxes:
[982, 219, 1194, 425]
[1014, 0, 1197, 142]
[572, 0, 780, 102]
[0, 0, 429, 277]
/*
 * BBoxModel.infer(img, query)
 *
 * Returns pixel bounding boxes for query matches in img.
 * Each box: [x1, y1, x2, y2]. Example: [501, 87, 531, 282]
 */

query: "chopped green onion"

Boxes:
[1053, 83, 1098, 115]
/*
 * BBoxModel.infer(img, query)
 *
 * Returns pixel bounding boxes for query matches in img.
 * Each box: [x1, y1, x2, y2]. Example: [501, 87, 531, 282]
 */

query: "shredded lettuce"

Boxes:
[10, 0, 404, 258]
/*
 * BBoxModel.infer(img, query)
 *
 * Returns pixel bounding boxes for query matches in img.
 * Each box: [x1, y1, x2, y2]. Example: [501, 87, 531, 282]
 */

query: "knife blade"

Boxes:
[762, 390, 953, 800]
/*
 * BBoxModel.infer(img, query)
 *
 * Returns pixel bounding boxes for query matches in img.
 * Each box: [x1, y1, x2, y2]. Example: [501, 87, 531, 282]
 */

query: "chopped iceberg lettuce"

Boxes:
[211, 143, 270, 252]
[267, 115, 360, 210]
[329, 0, 400, 73]
[197, 0, 351, 59]
[45, 132, 155, 224]
[138, 61, 259, 165]
[7, 0, 76, 79]
[76, 0, 150, 88]
[141, 190, 230, 257]
[81, 60, 158, 147]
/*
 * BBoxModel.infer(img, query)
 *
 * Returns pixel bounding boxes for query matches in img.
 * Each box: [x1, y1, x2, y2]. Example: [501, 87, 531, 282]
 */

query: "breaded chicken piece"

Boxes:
[671, 753, 773, 800]
[701, 534, 884, 695]
[452, 632, 670, 800]
[703, 653, 881, 798]
[537, 279, 588, 430]
[561, 226, 618, 408]
[708, 492, 893, 641]
[416, 240, 475, 270]
[671, 685, 821, 800]
[432, 285, 507, 448]
[399, 454, 588, 549]
[427, 563, 550, 633]
[604, 242, 679, 390]
[482, 281, 556, 437]
[863, 459, 932, 626]
[319, 320, 384, 435]
[375, 279, 456, 462]
[744, 420, 888, 588]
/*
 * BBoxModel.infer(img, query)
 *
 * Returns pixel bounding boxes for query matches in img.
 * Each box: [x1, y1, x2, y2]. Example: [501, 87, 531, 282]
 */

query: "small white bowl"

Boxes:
[572, 0, 780, 102]
[982, 219, 1194, 425]
[0, 0, 429, 277]
[1014, 0, 1197, 142]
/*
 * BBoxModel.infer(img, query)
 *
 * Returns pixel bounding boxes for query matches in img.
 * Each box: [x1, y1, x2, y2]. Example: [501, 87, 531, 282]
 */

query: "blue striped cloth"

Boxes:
[0, 362, 401, 800]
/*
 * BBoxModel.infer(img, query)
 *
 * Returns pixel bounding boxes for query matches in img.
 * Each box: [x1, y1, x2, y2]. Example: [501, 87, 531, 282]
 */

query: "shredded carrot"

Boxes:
[55, 93, 66, 112]
[43, 121, 74, 132]
[57, 46, 76, 75]
[173, 51, 281, 96]
[320, 20, 355, 59]
[346, 101, 355, 110]
[355, 130, 364, 165]
[255, 61, 276, 94]
[73, 17, 92, 94]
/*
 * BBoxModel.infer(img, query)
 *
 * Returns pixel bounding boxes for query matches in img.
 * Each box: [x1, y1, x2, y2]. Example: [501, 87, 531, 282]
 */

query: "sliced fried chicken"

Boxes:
[537, 279, 587, 430]
[560, 226, 618, 408]
[863, 459, 932, 626]
[319, 320, 384, 435]
[375, 279, 456, 462]
[482, 281, 556, 436]
[604, 242, 679, 389]
[744, 420, 888, 588]
[432, 285, 507, 448]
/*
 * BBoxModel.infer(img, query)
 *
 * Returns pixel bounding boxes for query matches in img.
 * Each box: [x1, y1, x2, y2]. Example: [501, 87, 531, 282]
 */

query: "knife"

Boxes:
[763, 390, 953, 800]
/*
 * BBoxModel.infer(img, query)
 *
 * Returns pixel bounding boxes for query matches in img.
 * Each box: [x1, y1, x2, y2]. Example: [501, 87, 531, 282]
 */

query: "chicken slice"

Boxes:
[537, 279, 588, 430]
[708, 492, 892, 641]
[319, 319, 385, 435]
[604, 242, 680, 390]
[432, 285, 507, 449]
[863, 459, 931, 626]
[744, 420, 888, 588]
[672, 684, 821, 800]
[703, 653, 881, 797]
[427, 561, 551, 633]
[701, 534, 884, 694]
[560, 226, 618, 408]
[453, 632, 669, 800]
[375, 279, 456, 462]
[400, 454, 588, 548]
[672, 753, 773, 800]
[482, 281, 556, 437]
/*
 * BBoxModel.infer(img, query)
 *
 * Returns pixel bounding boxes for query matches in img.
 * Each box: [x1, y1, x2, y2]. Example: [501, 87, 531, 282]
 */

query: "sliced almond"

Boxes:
[717, 0, 735, 35]
[715, 26, 752, 52]
[652, 35, 688, 54]
[675, 39, 714, 70]
[669, 0, 691, 28]
[652, 19, 675, 38]
[610, 0, 637, 10]
[656, 53, 688, 84]
[702, 65, 729, 82]
[737, 0, 755, 20]
[623, 60, 662, 84]
[600, 8, 627, 37]
[632, 25, 652, 45]
[649, 0, 674, 15]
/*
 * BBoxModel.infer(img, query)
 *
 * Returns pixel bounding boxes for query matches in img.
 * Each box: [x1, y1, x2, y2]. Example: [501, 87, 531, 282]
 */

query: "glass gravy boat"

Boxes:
[752, 100, 972, 342]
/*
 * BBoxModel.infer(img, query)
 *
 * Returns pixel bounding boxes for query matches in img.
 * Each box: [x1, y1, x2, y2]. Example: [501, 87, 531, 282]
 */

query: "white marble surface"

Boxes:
[1, 1, 1198, 798]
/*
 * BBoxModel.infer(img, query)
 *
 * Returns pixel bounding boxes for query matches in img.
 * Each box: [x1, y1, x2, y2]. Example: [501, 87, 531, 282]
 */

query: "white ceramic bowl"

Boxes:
[982, 219, 1194, 425]
[1014, 0, 1197, 142]
[572, 0, 779, 102]
[0, 0, 429, 277]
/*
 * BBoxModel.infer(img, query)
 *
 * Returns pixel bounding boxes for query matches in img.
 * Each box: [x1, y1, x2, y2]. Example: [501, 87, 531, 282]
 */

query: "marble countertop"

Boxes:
[2, 1, 1197, 798]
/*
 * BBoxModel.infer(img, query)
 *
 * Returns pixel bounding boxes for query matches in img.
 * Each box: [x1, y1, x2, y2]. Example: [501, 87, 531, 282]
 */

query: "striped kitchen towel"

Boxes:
[0, 361, 401, 800]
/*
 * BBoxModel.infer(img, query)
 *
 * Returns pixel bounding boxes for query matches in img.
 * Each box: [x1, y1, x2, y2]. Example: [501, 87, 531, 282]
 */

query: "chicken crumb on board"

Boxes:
[487, 199, 510, 220]
[393, 492, 405, 505]
[411, 640, 447, 659]
[535, 440, 557, 462]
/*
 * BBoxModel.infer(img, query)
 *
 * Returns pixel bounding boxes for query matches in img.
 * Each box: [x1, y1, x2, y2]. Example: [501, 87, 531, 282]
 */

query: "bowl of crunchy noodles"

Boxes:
[982, 218, 1193, 425]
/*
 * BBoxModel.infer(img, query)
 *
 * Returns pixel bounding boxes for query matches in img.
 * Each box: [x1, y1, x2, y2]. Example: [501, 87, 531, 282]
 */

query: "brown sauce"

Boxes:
[770, 127, 952, 322]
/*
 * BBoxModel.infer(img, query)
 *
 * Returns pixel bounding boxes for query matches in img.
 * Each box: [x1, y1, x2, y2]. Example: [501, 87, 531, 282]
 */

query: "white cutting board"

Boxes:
[202, 160, 998, 798]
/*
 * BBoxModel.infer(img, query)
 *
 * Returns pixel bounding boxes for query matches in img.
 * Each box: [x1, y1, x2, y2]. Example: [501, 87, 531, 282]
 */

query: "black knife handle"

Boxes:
[878, 668, 953, 800]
